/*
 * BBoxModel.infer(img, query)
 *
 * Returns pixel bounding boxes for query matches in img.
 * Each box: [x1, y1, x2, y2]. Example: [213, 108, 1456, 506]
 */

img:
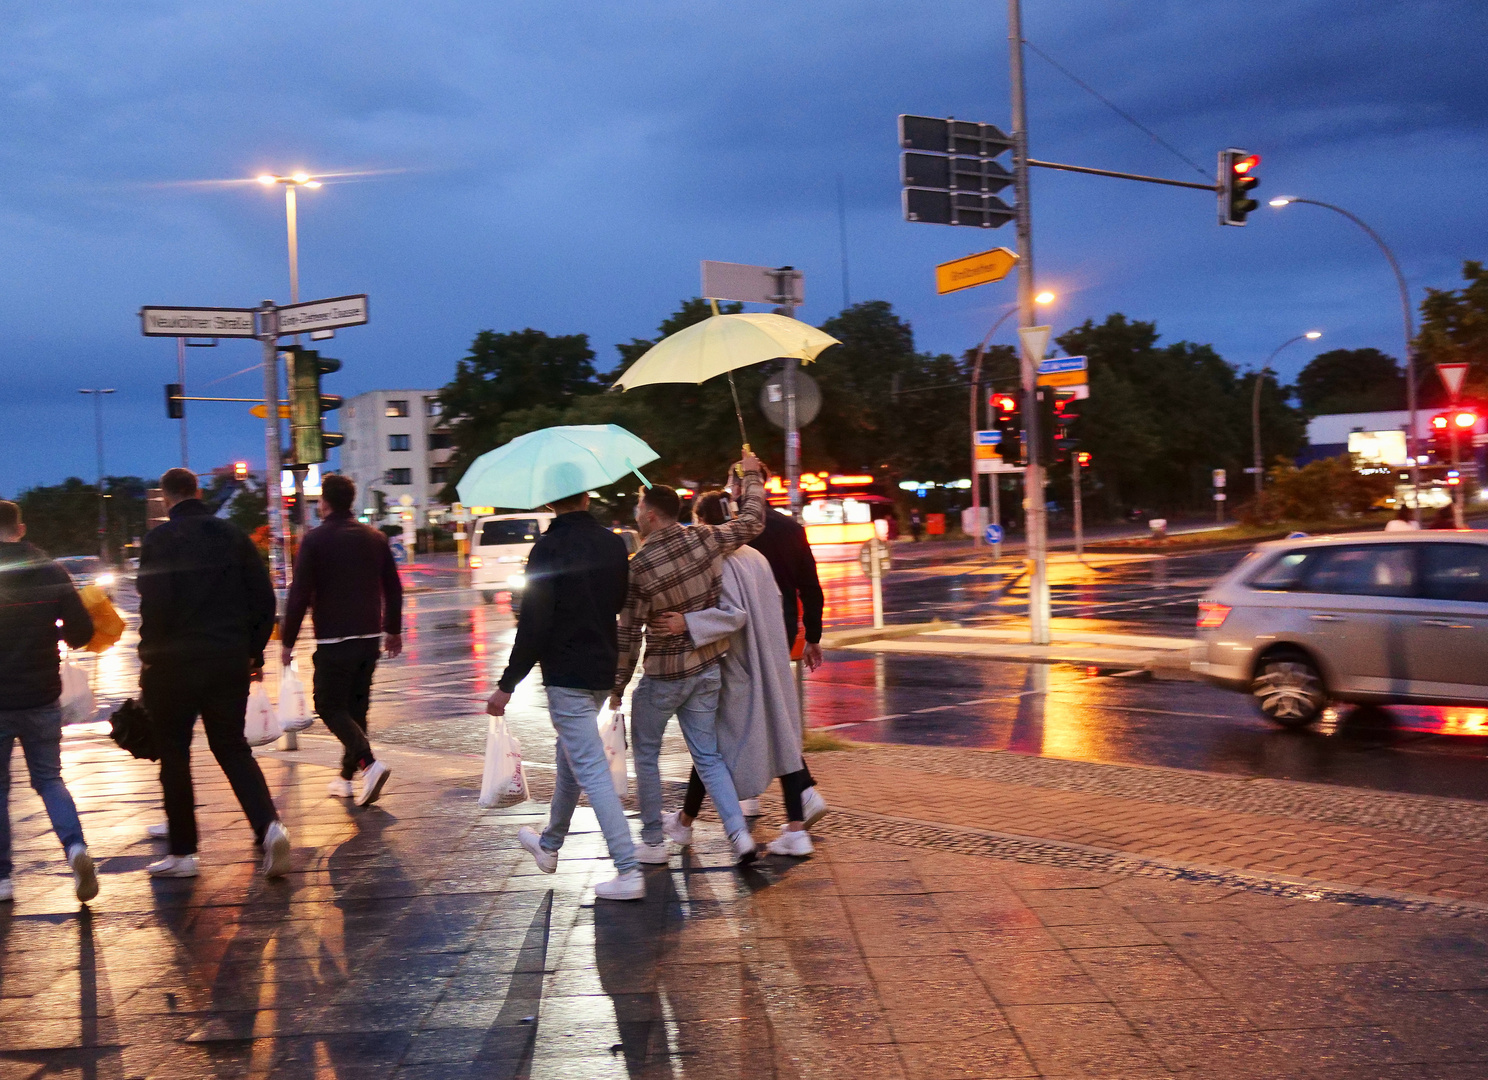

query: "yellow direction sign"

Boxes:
[249, 404, 292, 419]
[936, 247, 1018, 295]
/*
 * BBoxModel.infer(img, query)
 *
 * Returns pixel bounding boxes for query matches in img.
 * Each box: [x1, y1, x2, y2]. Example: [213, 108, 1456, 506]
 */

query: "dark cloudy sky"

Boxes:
[2, 0, 1483, 494]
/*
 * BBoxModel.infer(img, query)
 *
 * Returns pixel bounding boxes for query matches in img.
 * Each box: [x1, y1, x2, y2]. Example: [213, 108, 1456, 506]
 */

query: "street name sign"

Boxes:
[702, 261, 803, 306]
[1036, 355, 1088, 388]
[936, 248, 1018, 294]
[1438, 362, 1469, 401]
[276, 294, 369, 336]
[974, 429, 1003, 446]
[140, 306, 257, 338]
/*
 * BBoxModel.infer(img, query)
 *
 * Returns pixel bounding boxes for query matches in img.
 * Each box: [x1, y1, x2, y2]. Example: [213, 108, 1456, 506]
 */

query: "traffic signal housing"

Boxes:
[991, 391, 1023, 464]
[1219, 149, 1260, 226]
[165, 383, 184, 420]
[233, 461, 249, 481]
[1430, 412, 1452, 460]
[284, 347, 344, 465]
[1053, 396, 1080, 461]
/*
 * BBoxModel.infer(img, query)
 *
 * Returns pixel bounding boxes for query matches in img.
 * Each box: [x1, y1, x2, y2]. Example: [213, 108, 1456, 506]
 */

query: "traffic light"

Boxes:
[1431, 412, 1452, 459]
[233, 461, 249, 481]
[165, 383, 184, 420]
[284, 347, 344, 465]
[1219, 149, 1260, 226]
[1075, 451, 1092, 468]
[991, 391, 1022, 464]
[1053, 396, 1080, 461]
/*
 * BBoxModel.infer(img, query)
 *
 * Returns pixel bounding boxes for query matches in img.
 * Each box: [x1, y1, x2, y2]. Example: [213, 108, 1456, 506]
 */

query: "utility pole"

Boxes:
[258, 302, 288, 590]
[176, 337, 189, 467]
[78, 388, 115, 561]
[775, 266, 804, 521]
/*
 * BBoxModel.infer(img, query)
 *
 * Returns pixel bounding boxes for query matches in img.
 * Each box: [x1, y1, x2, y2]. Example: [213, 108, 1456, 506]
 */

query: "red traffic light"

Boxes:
[1076, 451, 1091, 466]
[1232, 154, 1259, 175]
[1453, 410, 1477, 429]
[1432, 414, 1450, 430]
[992, 394, 1017, 415]
[233, 461, 249, 480]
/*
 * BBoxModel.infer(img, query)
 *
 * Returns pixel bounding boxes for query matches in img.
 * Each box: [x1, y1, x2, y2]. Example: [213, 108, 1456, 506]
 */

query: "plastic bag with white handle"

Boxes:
[597, 703, 629, 799]
[479, 716, 528, 807]
[277, 662, 314, 733]
[244, 682, 283, 747]
[59, 662, 95, 725]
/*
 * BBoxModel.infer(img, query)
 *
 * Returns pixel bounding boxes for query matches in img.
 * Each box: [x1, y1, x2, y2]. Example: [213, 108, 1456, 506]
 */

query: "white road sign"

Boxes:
[276, 294, 369, 335]
[701, 261, 803, 306]
[1018, 324, 1051, 363]
[140, 306, 257, 337]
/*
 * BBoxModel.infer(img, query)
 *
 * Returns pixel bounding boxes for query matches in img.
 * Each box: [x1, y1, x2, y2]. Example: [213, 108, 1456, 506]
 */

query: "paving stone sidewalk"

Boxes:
[0, 730, 1485, 1079]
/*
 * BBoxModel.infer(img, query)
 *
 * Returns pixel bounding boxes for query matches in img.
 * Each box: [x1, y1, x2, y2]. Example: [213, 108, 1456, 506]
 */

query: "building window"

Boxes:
[426, 399, 443, 417]
[388, 434, 411, 452]
[385, 399, 409, 417]
[429, 466, 450, 485]
[385, 468, 412, 485]
[427, 432, 452, 451]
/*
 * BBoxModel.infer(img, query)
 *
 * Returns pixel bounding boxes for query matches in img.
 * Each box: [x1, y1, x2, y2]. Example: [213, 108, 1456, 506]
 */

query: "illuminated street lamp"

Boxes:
[1252, 331, 1322, 496]
[257, 173, 322, 304]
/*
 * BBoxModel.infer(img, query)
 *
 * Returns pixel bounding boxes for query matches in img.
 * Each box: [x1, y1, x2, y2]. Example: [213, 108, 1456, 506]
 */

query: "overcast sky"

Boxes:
[1, 0, 1483, 494]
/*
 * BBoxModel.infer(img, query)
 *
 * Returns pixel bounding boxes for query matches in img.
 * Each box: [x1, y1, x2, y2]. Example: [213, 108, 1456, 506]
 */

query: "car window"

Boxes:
[1421, 543, 1488, 603]
[479, 519, 542, 546]
[1301, 544, 1416, 597]
[1249, 550, 1313, 590]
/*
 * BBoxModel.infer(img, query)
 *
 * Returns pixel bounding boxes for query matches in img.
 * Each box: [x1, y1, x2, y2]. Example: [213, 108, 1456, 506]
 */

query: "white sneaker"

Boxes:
[801, 787, 830, 829]
[0, 878, 12, 902]
[326, 778, 354, 798]
[356, 760, 391, 806]
[147, 854, 199, 878]
[146, 822, 169, 840]
[635, 841, 670, 864]
[731, 829, 757, 866]
[662, 810, 693, 846]
[261, 822, 291, 879]
[594, 869, 645, 901]
[68, 845, 99, 903]
[740, 797, 761, 816]
[519, 826, 557, 874]
[766, 829, 815, 858]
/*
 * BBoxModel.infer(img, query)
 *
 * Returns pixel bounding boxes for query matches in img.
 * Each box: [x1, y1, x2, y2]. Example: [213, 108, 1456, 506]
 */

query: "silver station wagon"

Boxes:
[1193, 532, 1488, 728]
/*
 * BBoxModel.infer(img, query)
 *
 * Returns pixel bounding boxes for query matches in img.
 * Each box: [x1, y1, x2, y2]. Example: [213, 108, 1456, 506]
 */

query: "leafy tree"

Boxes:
[13, 475, 146, 559]
[1416, 260, 1488, 400]
[1242, 454, 1394, 524]
[223, 478, 268, 535]
[1295, 348, 1405, 414]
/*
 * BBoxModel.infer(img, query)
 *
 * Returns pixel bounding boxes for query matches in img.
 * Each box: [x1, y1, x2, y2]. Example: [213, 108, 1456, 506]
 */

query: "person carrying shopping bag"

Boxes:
[653, 491, 827, 857]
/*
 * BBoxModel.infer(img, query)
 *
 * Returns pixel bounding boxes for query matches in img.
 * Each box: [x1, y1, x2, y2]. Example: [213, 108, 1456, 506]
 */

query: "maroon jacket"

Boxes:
[282, 512, 403, 647]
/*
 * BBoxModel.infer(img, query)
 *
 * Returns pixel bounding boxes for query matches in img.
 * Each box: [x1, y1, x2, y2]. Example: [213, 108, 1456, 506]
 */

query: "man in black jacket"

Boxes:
[485, 488, 641, 901]
[137, 468, 289, 879]
[0, 500, 98, 903]
[281, 473, 402, 807]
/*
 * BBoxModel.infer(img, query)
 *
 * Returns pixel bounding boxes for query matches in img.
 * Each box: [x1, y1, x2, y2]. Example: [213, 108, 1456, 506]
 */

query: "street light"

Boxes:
[1269, 195, 1420, 515]
[1252, 331, 1322, 496]
[257, 172, 322, 304]
[969, 292, 1055, 548]
[77, 388, 116, 561]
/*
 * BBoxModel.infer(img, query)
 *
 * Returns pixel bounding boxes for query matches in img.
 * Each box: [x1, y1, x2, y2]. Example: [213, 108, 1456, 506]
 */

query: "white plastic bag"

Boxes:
[244, 682, 283, 747]
[598, 703, 629, 798]
[479, 716, 528, 807]
[277, 663, 314, 733]
[59, 662, 95, 725]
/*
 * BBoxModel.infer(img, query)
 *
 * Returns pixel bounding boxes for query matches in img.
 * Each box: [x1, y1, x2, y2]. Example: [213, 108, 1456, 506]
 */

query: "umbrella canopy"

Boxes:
[612, 312, 839, 390]
[455, 424, 659, 510]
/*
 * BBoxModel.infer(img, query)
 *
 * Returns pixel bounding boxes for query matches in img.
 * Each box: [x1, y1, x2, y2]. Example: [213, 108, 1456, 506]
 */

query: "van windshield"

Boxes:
[480, 520, 542, 546]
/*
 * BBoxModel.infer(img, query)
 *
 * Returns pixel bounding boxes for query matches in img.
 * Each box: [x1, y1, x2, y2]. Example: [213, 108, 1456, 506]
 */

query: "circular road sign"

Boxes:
[760, 371, 822, 428]
[984, 523, 1003, 544]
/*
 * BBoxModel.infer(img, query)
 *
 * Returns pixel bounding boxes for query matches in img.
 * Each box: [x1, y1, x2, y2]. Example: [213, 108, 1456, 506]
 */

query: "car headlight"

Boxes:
[507, 573, 526, 589]
[95, 573, 115, 588]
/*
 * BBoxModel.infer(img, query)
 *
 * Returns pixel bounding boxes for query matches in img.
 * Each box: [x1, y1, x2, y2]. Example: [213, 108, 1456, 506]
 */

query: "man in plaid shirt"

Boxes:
[612, 450, 766, 864]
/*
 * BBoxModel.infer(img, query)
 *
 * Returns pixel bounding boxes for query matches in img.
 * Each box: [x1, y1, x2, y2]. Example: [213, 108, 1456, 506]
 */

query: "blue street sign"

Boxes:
[974, 429, 1002, 446]
[1036, 355, 1088, 375]
[984, 523, 1003, 544]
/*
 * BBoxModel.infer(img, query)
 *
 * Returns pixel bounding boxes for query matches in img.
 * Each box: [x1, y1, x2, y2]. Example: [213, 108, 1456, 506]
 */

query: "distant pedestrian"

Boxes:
[1384, 505, 1419, 532]
[281, 474, 401, 807]
[910, 508, 923, 542]
[137, 468, 290, 879]
[0, 501, 98, 903]
[1428, 505, 1457, 530]
[486, 481, 642, 901]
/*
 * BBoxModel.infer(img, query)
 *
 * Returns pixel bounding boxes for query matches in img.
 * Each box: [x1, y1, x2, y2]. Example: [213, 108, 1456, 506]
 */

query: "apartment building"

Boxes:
[339, 389, 455, 526]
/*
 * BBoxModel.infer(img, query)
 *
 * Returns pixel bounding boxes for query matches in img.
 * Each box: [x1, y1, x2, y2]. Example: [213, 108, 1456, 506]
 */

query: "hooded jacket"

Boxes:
[0, 541, 94, 710]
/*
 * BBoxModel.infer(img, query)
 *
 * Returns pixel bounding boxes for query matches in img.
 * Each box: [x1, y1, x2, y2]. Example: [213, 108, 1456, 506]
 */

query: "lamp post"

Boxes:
[77, 388, 116, 561]
[257, 172, 322, 305]
[1252, 332, 1321, 496]
[1269, 196, 1419, 515]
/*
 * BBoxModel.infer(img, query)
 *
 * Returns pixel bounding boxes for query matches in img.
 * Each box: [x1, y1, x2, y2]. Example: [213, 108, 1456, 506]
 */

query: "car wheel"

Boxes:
[480, 591, 496, 605]
[1252, 650, 1326, 729]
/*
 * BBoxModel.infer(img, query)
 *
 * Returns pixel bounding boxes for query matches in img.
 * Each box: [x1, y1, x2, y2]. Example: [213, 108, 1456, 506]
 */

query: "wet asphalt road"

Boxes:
[84, 545, 1488, 805]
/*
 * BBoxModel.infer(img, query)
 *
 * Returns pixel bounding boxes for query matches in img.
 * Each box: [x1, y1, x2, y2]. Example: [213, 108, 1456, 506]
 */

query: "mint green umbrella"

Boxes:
[456, 424, 659, 510]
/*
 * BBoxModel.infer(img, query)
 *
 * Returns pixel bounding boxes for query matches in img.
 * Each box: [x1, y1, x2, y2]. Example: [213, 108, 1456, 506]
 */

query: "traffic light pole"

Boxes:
[176, 336, 189, 468]
[775, 267, 803, 521]
[258, 302, 288, 592]
[1008, 0, 1050, 645]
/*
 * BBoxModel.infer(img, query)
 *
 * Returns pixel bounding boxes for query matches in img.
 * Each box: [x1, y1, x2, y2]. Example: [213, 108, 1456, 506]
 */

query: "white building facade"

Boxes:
[339, 389, 455, 527]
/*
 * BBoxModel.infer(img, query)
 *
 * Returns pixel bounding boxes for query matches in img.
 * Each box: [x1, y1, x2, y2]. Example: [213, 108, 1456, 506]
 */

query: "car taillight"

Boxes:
[1197, 602, 1230, 629]
[468, 556, 482, 568]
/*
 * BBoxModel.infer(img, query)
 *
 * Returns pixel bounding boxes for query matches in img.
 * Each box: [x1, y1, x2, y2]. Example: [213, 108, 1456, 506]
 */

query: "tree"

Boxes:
[1416, 260, 1488, 400]
[13, 476, 147, 559]
[1295, 348, 1405, 414]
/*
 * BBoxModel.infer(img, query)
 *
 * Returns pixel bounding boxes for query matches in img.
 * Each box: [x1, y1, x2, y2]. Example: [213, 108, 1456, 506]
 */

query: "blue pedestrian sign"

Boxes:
[984, 523, 1003, 544]
[974, 429, 1002, 446]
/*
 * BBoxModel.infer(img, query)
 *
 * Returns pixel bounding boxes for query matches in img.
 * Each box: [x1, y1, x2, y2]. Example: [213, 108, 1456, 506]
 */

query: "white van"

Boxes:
[470, 513, 553, 604]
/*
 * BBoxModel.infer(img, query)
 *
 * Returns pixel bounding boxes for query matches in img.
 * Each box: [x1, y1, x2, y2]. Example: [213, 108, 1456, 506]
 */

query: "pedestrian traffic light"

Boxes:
[1219, 149, 1261, 226]
[284, 347, 344, 465]
[1431, 412, 1452, 459]
[233, 461, 249, 481]
[165, 383, 184, 420]
[1053, 396, 1080, 461]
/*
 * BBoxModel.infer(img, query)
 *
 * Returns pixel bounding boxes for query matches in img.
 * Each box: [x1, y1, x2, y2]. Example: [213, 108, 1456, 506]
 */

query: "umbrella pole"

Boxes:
[710, 298, 751, 455]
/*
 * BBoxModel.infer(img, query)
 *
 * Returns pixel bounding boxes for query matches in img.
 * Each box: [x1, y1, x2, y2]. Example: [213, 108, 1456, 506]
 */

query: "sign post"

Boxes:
[1213, 468, 1227, 524]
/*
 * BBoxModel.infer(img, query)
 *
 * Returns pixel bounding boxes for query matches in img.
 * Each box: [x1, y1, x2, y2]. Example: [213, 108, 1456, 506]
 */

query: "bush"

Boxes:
[1239, 454, 1393, 525]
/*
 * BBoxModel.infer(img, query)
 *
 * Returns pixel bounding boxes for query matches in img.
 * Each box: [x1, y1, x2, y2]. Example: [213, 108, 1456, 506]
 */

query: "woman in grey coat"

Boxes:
[653, 491, 828, 856]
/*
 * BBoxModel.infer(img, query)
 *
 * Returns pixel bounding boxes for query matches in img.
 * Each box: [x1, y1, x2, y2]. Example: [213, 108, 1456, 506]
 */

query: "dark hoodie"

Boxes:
[0, 541, 93, 710]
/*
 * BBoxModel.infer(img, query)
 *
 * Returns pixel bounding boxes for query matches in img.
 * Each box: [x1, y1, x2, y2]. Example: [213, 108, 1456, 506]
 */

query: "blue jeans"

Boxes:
[630, 664, 746, 846]
[0, 703, 86, 879]
[541, 686, 638, 874]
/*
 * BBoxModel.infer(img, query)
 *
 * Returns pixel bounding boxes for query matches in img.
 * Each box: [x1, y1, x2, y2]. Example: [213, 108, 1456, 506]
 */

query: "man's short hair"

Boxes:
[160, 468, 199, 499]
[549, 491, 588, 513]
[694, 490, 729, 526]
[0, 500, 20, 534]
[641, 484, 681, 520]
[321, 473, 355, 513]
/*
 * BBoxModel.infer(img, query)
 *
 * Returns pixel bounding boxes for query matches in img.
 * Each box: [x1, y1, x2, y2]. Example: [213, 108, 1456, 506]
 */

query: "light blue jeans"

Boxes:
[0, 703, 86, 879]
[541, 686, 638, 874]
[629, 663, 746, 846]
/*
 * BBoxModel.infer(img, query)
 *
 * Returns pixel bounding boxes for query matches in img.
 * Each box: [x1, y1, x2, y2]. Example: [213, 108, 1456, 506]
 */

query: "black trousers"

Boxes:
[312, 639, 380, 779]
[684, 764, 816, 822]
[141, 657, 279, 856]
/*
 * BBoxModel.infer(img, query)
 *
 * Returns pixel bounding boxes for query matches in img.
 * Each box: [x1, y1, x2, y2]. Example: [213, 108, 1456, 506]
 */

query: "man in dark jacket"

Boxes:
[280, 473, 402, 807]
[0, 500, 98, 903]
[486, 487, 641, 901]
[137, 468, 289, 879]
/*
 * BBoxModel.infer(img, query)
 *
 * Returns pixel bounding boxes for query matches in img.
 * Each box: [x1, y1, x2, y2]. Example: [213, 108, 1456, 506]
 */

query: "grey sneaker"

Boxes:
[594, 869, 645, 901]
[662, 810, 693, 846]
[146, 822, 169, 839]
[635, 841, 670, 864]
[326, 778, 354, 798]
[731, 829, 757, 866]
[261, 822, 291, 879]
[356, 760, 391, 806]
[519, 826, 557, 873]
[766, 829, 814, 857]
[801, 787, 829, 829]
[68, 845, 99, 903]
[147, 854, 199, 878]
